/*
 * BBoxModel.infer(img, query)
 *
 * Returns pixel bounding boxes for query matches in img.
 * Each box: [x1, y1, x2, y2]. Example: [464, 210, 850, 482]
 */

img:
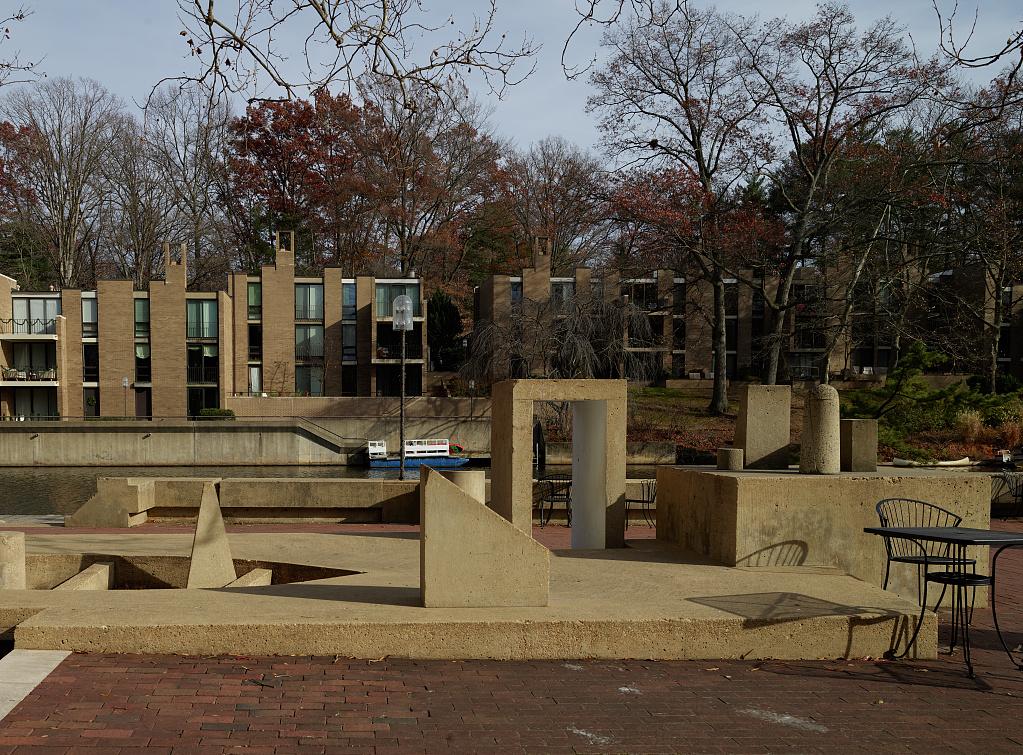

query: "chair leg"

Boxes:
[882, 559, 892, 591]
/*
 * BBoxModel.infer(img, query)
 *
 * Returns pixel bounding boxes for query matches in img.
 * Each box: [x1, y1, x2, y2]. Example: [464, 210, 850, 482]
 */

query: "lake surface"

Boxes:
[0, 464, 660, 515]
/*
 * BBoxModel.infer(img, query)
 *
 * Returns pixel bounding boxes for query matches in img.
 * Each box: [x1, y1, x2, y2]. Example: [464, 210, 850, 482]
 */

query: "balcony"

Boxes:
[83, 366, 99, 382]
[0, 319, 58, 339]
[135, 365, 152, 383]
[186, 366, 219, 384]
[248, 304, 262, 321]
[295, 343, 324, 360]
[374, 344, 423, 360]
[248, 344, 262, 361]
[0, 366, 58, 384]
[295, 304, 323, 321]
[186, 324, 217, 340]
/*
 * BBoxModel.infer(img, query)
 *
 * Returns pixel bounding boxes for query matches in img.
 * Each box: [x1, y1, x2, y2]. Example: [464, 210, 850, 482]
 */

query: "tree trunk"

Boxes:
[709, 274, 729, 415]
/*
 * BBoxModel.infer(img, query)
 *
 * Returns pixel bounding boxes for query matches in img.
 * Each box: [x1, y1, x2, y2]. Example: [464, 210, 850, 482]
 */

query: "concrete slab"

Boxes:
[186, 483, 236, 589]
[0, 650, 70, 721]
[0, 530, 934, 661]
[52, 562, 113, 591]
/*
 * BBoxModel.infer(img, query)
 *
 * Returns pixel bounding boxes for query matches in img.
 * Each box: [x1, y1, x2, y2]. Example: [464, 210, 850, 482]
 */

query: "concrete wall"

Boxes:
[0, 421, 350, 466]
[226, 395, 490, 419]
[657, 467, 990, 606]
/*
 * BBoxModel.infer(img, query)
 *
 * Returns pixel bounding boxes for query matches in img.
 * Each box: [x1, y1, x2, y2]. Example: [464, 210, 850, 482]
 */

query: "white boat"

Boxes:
[366, 438, 470, 469]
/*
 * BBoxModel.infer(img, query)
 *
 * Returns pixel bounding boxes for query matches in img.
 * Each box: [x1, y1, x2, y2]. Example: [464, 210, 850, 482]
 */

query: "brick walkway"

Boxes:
[1, 523, 1023, 753]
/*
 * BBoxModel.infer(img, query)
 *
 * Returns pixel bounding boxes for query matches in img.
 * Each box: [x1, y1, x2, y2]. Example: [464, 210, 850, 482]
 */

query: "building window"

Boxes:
[342, 282, 356, 320]
[673, 318, 686, 349]
[186, 299, 218, 339]
[295, 324, 324, 359]
[295, 283, 324, 320]
[342, 323, 356, 361]
[673, 282, 686, 314]
[12, 297, 60, 334]
[375, 282, 420, 317]
[295, 364, 324, 396]
[135, 343, 151, 383]
[134, 298, 150, 338]
[248, 365, 262, 394]
[83, 387, 99, 417]
[186, 344, 218, 384]
[248, 324, 262, 361]
[247, 282, 262, 320]
[551, 281, 575, 312]
[83, 343, 99, 382]
[82, 298, 98, 337]
[510, 281, 523, 309]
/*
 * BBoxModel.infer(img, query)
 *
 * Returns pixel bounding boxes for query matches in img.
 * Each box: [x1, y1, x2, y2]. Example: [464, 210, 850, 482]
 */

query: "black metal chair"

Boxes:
[994, 472, 1023, 519]
[875, 498, 975, 605]
[538, 474, 572, 527]
[625, 479, 656, 528]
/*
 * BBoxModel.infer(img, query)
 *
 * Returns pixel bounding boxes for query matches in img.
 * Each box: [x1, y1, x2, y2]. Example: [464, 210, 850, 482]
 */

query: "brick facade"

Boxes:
[96, 280, 135, 417]
[150, 244, 188, 417]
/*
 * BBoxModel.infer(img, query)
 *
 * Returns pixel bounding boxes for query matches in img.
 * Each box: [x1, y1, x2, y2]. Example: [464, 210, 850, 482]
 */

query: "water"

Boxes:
[0, 464, 662, 515]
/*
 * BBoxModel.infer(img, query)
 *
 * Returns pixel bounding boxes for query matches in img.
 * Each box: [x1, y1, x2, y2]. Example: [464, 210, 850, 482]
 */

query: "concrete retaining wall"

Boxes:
[657, 467, 991, 607]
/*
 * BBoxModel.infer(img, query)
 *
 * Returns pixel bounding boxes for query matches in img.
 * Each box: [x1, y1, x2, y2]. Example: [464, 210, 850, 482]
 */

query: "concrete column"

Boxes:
[0, 531, 26, 589]
[571, 400, 607, 549]
[440, 469, 486, 504]
[800, 384, 841, 474]
[717, 447, 744, 471]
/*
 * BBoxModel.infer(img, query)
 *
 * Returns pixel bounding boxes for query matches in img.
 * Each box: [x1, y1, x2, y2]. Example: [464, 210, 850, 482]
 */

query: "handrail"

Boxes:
[0, 365, 58, 381]
[0, 318, 57, 335]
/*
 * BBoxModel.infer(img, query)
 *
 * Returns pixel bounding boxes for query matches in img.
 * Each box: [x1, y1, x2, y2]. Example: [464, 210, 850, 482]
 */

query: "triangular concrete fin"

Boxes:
[186, 482, 236, 588]
[420, 467, 549, 608]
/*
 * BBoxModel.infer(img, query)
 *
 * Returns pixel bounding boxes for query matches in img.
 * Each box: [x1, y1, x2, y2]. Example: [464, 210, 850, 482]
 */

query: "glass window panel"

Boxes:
[12, 299, 27, 324]
[135, 344, 151, 359]
[342, 283, 356, 319]
[342, 324, 356, 360]
[134, 299, 150, 337]
[202, 300, 217, 338]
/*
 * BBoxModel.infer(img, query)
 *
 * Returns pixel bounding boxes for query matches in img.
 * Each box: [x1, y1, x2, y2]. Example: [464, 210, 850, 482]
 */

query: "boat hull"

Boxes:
[368, 456, 471, 469]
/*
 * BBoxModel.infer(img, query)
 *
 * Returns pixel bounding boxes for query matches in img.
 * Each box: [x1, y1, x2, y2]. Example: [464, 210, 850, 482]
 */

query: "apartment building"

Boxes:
[474, 243, 896, 383]
[0, 233, 427, 419]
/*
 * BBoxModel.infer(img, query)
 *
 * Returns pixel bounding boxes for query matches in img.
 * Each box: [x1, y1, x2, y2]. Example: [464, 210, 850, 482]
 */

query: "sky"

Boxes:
[4, 0, 1020, 154]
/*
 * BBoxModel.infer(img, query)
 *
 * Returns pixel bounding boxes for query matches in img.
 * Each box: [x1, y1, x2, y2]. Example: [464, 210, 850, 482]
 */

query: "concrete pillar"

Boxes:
[571, 400, 607, 549]
[841, 419, 878, 472]
[440, 469, 486, 504]
[800, 384, 841, 475]
[717, 447, 744, 471]
[0, 531, 26, 589]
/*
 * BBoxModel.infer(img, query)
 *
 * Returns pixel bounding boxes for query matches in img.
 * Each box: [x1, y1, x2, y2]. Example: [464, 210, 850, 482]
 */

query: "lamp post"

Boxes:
[392, 294, 414, 480]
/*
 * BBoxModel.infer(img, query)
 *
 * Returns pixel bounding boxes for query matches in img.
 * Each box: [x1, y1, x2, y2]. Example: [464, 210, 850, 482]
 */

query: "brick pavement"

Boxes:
[0, 523, 1022, 753]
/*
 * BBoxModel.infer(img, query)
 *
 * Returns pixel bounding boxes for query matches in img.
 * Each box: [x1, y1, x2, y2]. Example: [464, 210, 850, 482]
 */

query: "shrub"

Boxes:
[954, 410, 983, 442]
[197, 408, 235, 419]
[1001, 420, 1023, 450]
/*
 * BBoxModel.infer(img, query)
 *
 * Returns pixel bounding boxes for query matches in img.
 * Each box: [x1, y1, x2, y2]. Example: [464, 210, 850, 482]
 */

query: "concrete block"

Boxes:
[734, 385, 791, 469]
[841, 419, 878, 472]
[64, 478, 155, 528]
[439, 470, 486, 503]
[0, 532, 25, 590]
[186, 483, 236, 589]
[420, 467, 549, 607]
[53, 562, 113, 591]
[226, 568, 273, 587]
[800, 384, 841, 475]
[717, 447, 744, 471]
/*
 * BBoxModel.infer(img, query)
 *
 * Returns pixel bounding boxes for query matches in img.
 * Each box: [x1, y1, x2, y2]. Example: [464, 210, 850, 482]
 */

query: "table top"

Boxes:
[864, 526, 1023, 546]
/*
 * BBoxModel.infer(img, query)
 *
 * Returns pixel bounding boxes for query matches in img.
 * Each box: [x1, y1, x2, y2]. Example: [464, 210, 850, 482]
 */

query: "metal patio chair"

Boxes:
[875, 497, 975, 609]
[625, 479, 657, 528]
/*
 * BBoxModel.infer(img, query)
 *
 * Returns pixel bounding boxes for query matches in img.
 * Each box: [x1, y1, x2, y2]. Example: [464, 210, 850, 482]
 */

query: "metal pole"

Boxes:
[399, 326, 406, 481]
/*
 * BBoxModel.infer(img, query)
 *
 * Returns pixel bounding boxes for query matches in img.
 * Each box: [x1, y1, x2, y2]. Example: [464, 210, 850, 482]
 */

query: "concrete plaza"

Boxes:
[0, 522, 1020, 752]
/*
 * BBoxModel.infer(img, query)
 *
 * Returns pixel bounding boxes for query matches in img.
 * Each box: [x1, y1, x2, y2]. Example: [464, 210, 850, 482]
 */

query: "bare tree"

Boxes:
[733, 2, 939, 385]
[363, 79, 500, 276]
[97, 114, 179, 287]
[1, 77, 123, 287]
[588, 0, 765, 413]
[463, 294, 657, 383]
[146, 84, 234, 288]
[502, 137, 610, 273]
[169, 0, 536, 105]
[0, 6, 41, 88]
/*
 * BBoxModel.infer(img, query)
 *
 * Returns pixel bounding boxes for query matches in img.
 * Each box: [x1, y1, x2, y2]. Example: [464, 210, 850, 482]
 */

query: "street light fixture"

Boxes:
[392, 294, 414, 480]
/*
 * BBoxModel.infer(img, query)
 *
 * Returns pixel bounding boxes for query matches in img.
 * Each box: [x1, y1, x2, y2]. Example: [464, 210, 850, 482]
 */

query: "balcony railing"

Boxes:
[83, 366, 99, 382]
[82, 323, 98, 338]
[248, 304, 262, 320]
[295, 304, 324, 321]
[0, 318, 57, 335]
[186, 366, 219, 384]
[1, 366, 58, 381]
[295, 344, 324, 360]
[186, 324, 217, 339]
[375, 344, 423, 359]
[135, 366, 152, 383]
[248, 344, 262, 361]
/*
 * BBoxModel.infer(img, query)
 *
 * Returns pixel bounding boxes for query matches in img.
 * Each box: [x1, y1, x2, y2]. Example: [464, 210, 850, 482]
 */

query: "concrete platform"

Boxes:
[0, 531, 934, 660]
